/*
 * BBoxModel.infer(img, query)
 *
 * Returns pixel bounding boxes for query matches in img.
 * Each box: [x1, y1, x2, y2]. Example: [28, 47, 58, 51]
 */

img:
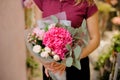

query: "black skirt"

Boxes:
[43, 57, 90, 80]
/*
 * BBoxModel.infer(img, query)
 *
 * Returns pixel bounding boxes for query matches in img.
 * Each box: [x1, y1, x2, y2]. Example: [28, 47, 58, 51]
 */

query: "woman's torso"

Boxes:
[34, 0, 98, 28]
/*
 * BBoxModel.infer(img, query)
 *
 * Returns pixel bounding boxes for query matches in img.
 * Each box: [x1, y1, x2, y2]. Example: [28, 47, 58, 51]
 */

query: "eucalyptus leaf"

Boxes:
[67, 27, 76, 37]
[77, 27, 83, 33]
[74, 45, 81, 59]
[66, 57, 73, 67]
[81, 19, 86, 28]
[70, 50, 72, 56]
[66, 44, 71, 50]
[61, 25, 67, 29]
[74, 36, 80, 40]
[71, 29, 77, 37]
[73, 59, 81, 70]
[51, 15, 58, 23]
[82, 39, 88, 46]
[44, 23, 49, 31]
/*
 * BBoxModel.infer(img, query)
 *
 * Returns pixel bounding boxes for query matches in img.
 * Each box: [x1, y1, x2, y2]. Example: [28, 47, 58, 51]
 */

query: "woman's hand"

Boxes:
[23, 0, 34, 8]
[43, 62, 66, 77]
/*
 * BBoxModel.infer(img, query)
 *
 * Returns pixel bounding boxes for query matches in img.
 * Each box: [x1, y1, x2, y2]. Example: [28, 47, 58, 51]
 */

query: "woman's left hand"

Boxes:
[44, 62, 66, 77]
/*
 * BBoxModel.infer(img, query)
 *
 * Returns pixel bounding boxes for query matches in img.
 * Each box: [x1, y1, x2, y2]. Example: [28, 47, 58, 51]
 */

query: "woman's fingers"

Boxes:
[53, 64, 65, 70]
[53, 65, 66, 75]
[44, 62, 66, 76]
[50, 63, 66, 74]
[45, 68, 49, 77]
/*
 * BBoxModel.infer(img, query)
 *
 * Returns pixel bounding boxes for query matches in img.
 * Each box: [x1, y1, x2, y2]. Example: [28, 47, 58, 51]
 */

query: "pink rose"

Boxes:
[33, 27, 45, 40]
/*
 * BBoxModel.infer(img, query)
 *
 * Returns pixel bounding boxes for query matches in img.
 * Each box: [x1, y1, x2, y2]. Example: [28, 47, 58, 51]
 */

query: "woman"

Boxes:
[24, 0, 100, 80]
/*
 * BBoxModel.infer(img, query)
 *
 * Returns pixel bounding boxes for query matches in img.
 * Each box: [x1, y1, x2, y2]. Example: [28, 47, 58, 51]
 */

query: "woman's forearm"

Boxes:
[80, 12, 100, 59]
[80, 36, 100, 59]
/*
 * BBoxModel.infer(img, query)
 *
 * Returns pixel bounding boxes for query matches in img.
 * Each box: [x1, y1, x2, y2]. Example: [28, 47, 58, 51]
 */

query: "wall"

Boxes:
[0, 0, 27, 80]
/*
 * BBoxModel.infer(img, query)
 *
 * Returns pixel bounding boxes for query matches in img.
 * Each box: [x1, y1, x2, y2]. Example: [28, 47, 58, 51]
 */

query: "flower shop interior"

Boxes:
[0, 0, 120, 80]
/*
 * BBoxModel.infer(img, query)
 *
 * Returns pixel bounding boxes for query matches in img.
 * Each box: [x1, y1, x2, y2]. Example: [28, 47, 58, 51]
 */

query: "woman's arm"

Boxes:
[80, 12, 100, 59]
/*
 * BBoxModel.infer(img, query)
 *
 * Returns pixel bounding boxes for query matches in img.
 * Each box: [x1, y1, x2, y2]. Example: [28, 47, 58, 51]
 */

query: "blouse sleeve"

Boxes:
[33, 0, 43, 11]
[85, 3, 98, 19]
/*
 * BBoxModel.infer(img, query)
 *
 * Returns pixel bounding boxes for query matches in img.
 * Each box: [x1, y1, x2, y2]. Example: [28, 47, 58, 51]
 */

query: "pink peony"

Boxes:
[43, 27, 72, 59]
[33, 27, 45, 40]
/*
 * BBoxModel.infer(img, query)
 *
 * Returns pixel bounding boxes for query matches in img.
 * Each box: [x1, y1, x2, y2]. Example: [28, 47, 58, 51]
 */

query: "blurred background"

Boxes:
[0, 0, 120, 80]
[24, 0, 120, 80]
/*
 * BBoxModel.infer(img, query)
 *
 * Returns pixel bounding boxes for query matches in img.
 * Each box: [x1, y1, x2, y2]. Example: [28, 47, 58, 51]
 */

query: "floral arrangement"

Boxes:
[26, 12, 87, 80]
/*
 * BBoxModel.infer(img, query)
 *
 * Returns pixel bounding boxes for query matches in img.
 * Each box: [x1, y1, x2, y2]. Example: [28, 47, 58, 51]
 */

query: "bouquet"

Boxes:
[25, 12, 87, 80]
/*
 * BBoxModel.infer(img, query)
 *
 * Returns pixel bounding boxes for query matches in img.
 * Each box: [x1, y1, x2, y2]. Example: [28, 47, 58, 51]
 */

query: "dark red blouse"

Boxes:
[33, 0, 98, 28]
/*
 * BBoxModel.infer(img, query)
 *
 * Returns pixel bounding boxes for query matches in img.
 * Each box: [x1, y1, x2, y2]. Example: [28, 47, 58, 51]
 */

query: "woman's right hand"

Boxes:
[23, 0, 34, 8]
[43, 61, 66, 77]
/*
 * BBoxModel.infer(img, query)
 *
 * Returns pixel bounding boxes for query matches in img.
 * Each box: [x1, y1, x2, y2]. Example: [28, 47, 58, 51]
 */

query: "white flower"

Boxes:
[53, 55, 60, 61]
[44, 47, 51, 53]
[33, 45, 41, 53]
[51, 51, 55, 55]
[40, 51, 49, 58]
[48, 23, 56, 30]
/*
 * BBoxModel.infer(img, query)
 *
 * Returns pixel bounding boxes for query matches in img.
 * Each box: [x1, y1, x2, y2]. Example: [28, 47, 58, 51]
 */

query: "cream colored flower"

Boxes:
[40, 51, 49, 58]
[51, 51, 55, 55]
[33, 45, 41, 53]
[53, 55, 60, 61]
[44, 47, 51, 53]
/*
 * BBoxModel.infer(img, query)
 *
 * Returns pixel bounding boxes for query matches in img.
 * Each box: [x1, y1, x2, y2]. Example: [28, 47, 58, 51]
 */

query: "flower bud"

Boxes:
[51, 51, 55, 55]
[53, 55, 60, 61]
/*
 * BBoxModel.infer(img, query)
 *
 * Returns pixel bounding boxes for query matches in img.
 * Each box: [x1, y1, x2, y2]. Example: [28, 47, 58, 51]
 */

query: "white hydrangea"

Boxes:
[53, 55, 60, 61]
[33, 45, 41, 53]
[40, 51, 49, 58]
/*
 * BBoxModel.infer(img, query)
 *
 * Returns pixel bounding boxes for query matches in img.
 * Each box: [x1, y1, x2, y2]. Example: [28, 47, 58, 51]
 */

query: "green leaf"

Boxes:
[116, 47, 120, 52]
[77, 27, 83, 34]
[82, 39, 88, 46]
[66, 57, 73, 67]
[67, 27, 76, 37]
[66, 44, 71, 50]
[74, 36, 80, 40]
[81, 19, 86, 28]
[51, 15, 58, 23]
[73, 45, 81, 59]
[71, 29, 77, 37]
[70, 50, 72, 56]
[44, 23, 49, 31]
[73, 59, 81, 70]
